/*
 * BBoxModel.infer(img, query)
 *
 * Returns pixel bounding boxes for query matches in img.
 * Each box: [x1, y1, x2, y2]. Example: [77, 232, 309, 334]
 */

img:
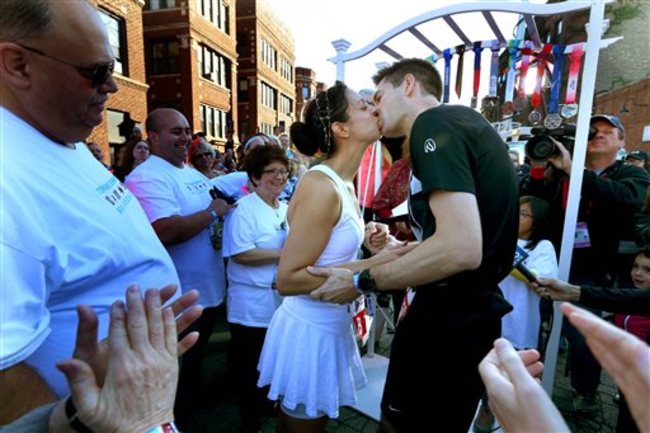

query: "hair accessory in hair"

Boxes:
[315, 90, 332, 153]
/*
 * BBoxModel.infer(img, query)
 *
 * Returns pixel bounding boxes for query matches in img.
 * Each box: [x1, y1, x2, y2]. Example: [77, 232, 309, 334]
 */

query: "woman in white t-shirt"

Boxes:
[256, 82, 398, 432]
[222, 145, 290, 433]
[500, 195, 558, 350]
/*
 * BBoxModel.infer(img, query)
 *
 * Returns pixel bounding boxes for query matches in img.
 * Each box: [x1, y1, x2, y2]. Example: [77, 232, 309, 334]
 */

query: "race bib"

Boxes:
[574, 222, 591, 248]
[397, 288, 416, 326]
[351, 296, 373, 346]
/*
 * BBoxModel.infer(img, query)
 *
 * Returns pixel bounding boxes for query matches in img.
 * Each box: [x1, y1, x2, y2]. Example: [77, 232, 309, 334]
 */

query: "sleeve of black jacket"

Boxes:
[580, 285, 650, 315]
[581, 163, 649, 210]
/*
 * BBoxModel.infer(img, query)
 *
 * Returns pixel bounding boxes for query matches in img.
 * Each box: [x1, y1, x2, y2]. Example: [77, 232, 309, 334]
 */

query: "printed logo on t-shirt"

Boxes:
[423, 138, 437, 153]
[184, 179, 211, 194]
[96, 176, 134, 214]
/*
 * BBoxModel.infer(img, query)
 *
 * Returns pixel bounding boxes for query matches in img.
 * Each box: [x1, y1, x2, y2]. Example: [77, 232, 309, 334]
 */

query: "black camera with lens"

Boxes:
[525, 124, 596, 160]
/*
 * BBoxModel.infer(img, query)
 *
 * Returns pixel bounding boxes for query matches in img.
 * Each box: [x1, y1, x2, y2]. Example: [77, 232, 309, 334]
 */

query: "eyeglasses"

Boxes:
[17, 43, 115, 89]
[263, 168, 289, 177]
[194, 152, 214, 159]
[520, 211, 533, 219]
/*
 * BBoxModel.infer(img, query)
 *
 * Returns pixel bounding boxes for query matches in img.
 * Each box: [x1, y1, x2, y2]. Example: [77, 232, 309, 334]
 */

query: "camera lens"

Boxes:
[525, 135, 557, 160]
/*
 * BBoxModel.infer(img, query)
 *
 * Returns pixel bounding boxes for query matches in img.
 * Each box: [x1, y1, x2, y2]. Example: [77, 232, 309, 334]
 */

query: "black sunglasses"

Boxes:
[17, 43, 115, 88]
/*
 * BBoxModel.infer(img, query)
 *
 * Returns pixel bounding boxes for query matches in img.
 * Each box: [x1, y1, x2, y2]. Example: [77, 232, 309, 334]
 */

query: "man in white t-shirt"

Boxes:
[0, 0, 181, 425]
[125, 108, 231, 426]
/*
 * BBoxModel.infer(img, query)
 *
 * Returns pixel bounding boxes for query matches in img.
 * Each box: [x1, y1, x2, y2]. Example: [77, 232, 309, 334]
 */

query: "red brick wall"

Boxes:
[143, 1, 237, 143]
[595, 78, 650, 152]
[236, 0, 295, 139]
[89, 0, 148, 165]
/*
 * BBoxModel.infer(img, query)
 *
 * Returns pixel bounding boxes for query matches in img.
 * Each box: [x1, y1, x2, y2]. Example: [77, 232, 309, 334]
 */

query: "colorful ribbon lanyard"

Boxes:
[502, 39, 520, 117]
[529, 43, 553, 125]
[443, 48, 453, 103]
[513, 41, 532, 112]
[544, 44, 565, 128]
[471, 42, 483, 109]
[561, 44, 585, 119]
[488, 41, 500, 98]
[455, 45, 466, 99]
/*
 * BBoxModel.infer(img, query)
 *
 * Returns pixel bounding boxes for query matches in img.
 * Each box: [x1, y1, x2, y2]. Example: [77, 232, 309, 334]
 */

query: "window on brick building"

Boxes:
[280, 57, 293, 83]
[146, 0, 177, 9]
[261, 123, 273, 136]
[198, 44, 230, 87]
[218, 2, 229, 34]
[261, 39, 277, 70]
[200, 104, 227, 139]
[198, 0, 229, 34]
[280, 94, 293, 116]
[260, 82, 277, 110]
[238, 79, 249, 103]
[237, 33, 251, 57]
[151, 39, 180, 75]
[99, 9, 127, 76]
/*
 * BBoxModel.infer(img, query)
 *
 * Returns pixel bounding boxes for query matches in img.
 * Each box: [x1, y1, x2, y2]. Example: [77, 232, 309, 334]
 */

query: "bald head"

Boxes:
[146, 108, 185, 134]
[49, 1, 111, 62]
[0, 0, 54, 42]
[1, 0, 110, 66]
[0, 1, 106, 48]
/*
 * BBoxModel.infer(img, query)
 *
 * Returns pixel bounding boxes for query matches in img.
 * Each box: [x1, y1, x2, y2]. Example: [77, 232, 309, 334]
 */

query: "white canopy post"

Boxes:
[541, 0, 614, 393]
[331, 39, 352, 82]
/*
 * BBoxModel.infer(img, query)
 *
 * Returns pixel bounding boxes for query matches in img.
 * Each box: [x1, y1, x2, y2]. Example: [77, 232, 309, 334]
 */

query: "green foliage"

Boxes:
[609, 2, 645, 27]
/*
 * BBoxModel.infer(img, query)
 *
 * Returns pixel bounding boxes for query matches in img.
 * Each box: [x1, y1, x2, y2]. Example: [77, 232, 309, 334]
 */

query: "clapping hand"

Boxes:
[56, 285, 201, 433]
[70, 285, 201, 386]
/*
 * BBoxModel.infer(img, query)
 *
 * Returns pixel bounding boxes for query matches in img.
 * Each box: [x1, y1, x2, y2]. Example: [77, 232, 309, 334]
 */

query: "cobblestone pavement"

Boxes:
[182, 313, 620, 433]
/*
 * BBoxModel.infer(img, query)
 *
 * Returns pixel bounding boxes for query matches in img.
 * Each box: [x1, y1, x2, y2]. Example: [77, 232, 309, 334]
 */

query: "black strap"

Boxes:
[64, 397, 94, 433]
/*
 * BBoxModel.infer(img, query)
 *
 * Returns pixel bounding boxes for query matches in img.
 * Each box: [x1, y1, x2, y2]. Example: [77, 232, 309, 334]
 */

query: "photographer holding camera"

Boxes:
[521, 114, 649, 415]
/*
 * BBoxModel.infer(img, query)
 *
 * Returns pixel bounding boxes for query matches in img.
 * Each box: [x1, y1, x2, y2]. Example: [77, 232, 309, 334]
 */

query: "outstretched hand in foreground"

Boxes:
[562, 303, 650, 433]
[478, 338, 569, 433]
[53, 285, 202, 433]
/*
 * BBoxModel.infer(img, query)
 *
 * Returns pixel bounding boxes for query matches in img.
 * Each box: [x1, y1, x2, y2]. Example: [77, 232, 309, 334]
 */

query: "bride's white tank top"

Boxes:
[280, 164, 364, 331]
[309, 164, 364, 267]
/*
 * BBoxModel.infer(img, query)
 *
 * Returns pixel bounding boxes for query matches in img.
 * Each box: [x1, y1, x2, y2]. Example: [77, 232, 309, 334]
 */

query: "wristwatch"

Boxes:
[356, 268, 378, 295]
[65, 397, 93, 433]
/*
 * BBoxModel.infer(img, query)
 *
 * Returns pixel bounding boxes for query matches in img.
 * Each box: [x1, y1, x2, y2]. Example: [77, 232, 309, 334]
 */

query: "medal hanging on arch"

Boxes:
[454, 44, 466, 100]
[501, 39, 520, 117]
[528, 43, 553, 125]
[561, 44, 585, 119]
[470, 42, 483, 109]
[442, 48, 453, 103]
[481, 41, 501, 122]
[544, 44, 565, 129]
[513, 42, 533, 113]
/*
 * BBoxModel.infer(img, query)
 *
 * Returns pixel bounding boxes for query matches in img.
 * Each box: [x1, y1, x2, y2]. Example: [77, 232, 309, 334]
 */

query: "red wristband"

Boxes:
[530, 166, 546, 180]
[146, 422, 179, 433]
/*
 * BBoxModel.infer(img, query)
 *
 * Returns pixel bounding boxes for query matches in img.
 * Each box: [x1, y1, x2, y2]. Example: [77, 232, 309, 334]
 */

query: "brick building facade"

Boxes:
[294, 67, 319, 121]
[143, 0, 238, 150]
[236, 0, 295, 141]
[85, 0, 303, 158]
[88, 0, 149, 166]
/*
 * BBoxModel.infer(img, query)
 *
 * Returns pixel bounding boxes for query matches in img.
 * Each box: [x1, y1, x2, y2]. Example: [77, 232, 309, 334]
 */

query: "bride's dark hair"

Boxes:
[290, 81, 349, 157]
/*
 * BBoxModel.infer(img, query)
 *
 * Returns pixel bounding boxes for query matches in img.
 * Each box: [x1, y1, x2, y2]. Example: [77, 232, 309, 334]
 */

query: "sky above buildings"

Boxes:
[269, 0, 545, 104]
